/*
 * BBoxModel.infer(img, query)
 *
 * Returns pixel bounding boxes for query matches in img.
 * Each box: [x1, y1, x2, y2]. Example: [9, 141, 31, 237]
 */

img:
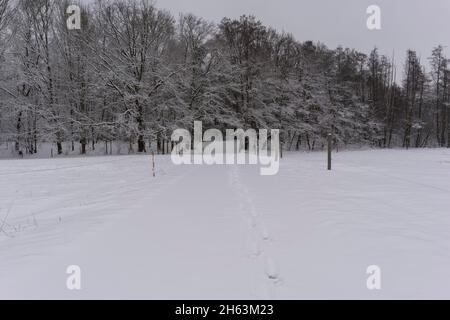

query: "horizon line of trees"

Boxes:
[0, 0, 449, 156]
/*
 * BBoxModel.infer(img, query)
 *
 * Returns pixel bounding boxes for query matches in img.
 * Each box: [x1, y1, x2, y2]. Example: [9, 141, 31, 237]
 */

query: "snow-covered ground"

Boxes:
[1, 149, 450, 299]
[0, 141, 158, 159]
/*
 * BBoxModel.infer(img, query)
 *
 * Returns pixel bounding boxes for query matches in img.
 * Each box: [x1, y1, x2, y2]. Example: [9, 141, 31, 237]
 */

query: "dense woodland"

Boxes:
[0, 0, 449, 156]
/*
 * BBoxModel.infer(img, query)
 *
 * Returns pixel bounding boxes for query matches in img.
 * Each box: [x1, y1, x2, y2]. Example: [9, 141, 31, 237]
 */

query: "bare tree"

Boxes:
[99, 0, 175, 152]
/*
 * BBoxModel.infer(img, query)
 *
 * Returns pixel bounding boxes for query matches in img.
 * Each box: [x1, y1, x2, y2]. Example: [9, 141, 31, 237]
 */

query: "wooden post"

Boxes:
[151, 151, 156, 177]
[327, 133, 332, 171]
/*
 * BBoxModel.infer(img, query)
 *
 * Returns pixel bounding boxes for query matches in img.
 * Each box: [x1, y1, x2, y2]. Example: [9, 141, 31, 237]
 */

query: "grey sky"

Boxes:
[155, 0, 449, 75]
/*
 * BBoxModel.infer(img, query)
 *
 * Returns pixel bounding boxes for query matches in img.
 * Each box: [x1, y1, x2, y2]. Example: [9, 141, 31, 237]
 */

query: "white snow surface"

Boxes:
[1, 149, 450, 299]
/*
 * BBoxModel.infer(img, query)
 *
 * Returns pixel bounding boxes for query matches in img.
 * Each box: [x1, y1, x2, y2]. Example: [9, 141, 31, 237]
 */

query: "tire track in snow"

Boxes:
[229, 165, 283, 299]
[336, 157, 450, 194]
[0, 156, 191, 266]
[0, 157, 137, 177]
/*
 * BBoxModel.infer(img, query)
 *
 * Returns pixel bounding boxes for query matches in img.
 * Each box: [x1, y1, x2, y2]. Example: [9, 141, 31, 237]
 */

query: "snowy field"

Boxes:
[1, 149, 450, 299]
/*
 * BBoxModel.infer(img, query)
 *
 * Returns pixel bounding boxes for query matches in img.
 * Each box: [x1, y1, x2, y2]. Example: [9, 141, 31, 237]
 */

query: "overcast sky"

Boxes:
[153, 0, 449, 74]
[81, 0, 449, 76]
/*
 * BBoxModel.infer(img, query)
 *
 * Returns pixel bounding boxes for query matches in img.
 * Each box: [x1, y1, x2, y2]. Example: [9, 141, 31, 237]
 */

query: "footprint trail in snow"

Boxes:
[229, 165, 283, 299]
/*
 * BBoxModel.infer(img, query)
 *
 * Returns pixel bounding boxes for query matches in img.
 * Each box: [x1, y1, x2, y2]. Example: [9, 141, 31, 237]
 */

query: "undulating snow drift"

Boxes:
[1, 149, 450, 299]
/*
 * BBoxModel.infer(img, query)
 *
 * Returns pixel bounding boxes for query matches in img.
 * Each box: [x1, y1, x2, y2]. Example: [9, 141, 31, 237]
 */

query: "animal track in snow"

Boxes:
[229, 165, 282, 298]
